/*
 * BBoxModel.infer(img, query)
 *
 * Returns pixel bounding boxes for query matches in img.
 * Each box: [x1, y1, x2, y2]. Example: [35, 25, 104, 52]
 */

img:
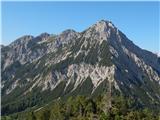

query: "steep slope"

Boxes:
[1, 20, 160, 115]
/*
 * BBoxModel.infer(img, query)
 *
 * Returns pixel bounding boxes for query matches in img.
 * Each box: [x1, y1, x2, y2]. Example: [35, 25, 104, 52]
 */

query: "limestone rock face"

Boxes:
[1, 20, 160, 115]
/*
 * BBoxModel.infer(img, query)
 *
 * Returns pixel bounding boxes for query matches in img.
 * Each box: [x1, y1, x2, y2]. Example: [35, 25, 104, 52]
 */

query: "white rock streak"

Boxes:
[6, 80, 19, 94]
[65, 64, 117, 93]
[109, 46, 119, 58]
[122, 46, 160, 83]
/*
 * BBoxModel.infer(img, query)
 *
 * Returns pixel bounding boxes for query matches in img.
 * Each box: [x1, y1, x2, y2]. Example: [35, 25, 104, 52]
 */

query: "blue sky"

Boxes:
[1, 1, 159, 53]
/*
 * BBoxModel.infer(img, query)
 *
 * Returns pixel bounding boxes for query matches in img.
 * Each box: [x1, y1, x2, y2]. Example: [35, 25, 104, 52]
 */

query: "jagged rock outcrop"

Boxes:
[1, 20, 160, 115]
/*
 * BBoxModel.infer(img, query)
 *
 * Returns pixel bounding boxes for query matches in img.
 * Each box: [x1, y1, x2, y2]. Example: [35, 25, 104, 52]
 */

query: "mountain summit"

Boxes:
[1, 20, 160, 116]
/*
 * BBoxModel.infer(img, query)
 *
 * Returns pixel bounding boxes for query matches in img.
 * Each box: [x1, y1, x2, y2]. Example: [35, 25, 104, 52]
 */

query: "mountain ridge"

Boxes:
[1, 20, 160, 116]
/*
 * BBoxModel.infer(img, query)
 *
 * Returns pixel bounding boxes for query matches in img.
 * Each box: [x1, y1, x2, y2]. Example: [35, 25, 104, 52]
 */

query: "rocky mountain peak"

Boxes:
[34, 32, 51, 42]
[95, 20, 115, 29]
[61, 29, 77, 34]
[83, 20, 117, 41]
[60, 29, 78, 37]
[91, 20, 116, 32]
[9, 35, 34, 47]
[39, 32, 50, 38]
[2, 20, 160, 116]
[19, 35, 34, 41]
[58, 29, 79, 42]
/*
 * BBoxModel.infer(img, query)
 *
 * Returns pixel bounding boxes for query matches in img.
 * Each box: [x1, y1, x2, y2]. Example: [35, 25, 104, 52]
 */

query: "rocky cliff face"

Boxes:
[1, 20, 160, 115]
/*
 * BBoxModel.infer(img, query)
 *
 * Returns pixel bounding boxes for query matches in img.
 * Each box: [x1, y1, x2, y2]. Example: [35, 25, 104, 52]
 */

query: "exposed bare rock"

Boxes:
[2, 20, 160, 115]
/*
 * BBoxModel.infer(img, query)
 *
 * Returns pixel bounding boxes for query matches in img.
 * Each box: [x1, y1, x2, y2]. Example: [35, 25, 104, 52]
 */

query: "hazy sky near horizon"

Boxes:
[2, 1, 159, 53]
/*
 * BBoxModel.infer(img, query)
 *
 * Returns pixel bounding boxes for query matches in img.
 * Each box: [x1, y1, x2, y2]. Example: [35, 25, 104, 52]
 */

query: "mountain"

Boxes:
[1, 20, 160, 117]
